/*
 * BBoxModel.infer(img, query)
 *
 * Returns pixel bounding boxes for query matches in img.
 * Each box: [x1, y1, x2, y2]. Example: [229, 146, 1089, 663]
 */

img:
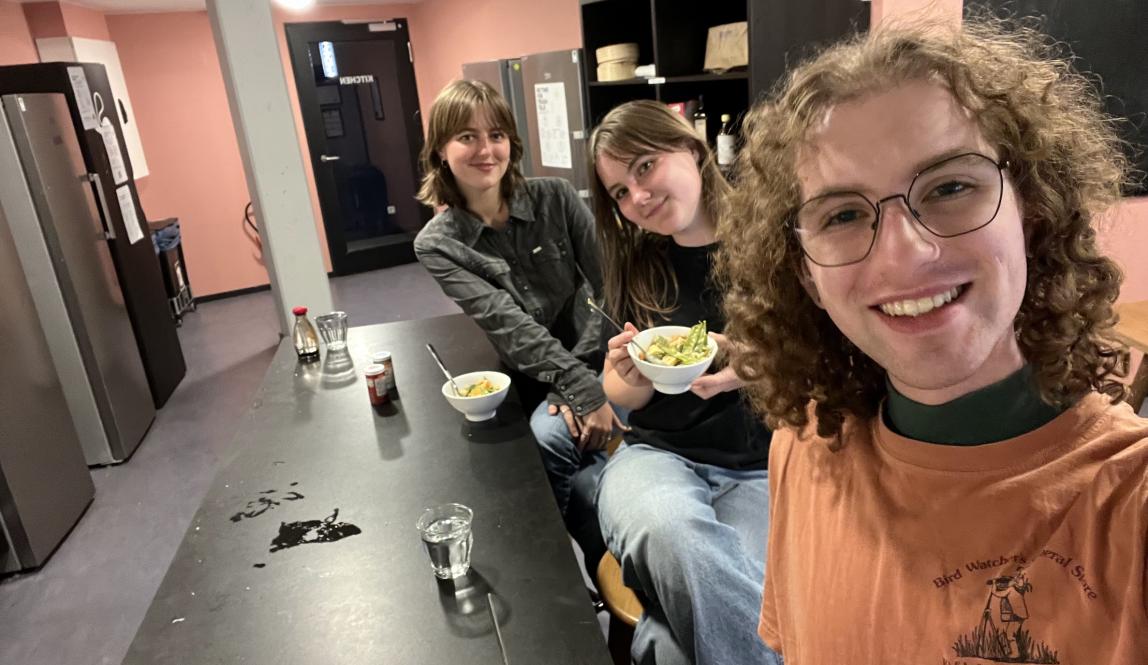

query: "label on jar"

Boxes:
[717, 134, 734, 166]
[365, 364, 388, 406]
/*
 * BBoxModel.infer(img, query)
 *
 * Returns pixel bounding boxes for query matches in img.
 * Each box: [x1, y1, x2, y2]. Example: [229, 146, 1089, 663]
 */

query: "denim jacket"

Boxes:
[413, 178, 606, 416]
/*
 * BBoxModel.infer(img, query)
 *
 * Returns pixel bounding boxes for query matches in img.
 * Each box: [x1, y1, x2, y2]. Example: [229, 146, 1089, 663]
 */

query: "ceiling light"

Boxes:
[275, 0, 317, 10]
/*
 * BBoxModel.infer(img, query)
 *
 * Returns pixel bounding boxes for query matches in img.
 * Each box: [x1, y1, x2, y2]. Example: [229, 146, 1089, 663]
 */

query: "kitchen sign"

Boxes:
[339, 75, 375, 85]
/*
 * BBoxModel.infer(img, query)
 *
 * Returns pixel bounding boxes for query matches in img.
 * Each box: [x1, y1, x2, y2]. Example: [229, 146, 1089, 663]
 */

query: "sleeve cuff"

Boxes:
[549, 367, 607, 415]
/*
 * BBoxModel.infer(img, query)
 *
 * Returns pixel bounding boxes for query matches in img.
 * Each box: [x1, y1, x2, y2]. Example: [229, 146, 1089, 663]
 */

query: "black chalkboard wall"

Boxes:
[969, 1, 1147, 195]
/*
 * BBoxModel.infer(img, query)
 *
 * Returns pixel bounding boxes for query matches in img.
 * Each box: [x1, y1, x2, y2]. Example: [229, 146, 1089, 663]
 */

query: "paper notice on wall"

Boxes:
[534, 82, 572, 170]
[97, 120, 128, 185]
[66, 67, 98, 130]
[116, 184, 145, 245]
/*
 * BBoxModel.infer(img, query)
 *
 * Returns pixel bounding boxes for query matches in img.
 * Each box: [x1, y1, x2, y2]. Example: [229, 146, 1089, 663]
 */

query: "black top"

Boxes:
[613, 243, 771, 470]
[414, 178, 606, 417]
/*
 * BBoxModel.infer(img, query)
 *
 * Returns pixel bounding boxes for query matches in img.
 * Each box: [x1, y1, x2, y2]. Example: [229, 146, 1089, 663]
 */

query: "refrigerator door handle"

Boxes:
[85, 172, 116, 241]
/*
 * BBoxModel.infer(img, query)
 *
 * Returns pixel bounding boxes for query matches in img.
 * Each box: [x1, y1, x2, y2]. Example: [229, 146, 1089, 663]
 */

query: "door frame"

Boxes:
[285, 19, 428, 275]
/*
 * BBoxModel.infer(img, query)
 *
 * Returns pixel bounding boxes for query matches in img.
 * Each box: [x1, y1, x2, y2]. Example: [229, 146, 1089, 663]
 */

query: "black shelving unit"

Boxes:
[580, 0, 870, 145]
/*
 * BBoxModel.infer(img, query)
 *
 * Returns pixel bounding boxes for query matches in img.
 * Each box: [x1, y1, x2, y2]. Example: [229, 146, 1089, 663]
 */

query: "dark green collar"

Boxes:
[883, 365, 1065, 445]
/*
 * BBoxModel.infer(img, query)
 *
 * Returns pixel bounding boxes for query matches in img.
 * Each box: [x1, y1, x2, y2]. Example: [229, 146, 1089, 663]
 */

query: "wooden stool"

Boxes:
[597, 551, 644, 665]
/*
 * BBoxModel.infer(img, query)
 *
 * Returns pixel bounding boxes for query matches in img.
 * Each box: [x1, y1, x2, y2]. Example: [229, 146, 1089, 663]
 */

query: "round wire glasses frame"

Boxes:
[791, 152, 1010, 268]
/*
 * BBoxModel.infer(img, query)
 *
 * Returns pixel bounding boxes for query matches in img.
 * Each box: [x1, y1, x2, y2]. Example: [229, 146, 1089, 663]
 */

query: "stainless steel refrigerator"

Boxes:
[0, 108, 94, 573]
[462, 49, 591, 197]
[0, 62, 186, 411]
[0, 92, 155, 466]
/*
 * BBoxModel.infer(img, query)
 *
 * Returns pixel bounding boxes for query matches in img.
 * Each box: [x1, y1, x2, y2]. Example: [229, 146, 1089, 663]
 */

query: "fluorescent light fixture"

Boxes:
[275, 0, 316, 10]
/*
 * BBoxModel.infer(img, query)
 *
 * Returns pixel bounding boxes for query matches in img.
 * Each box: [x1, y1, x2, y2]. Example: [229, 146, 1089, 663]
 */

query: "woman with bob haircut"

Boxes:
[413, 80, 623, 580]
[590, 99, 775, 665]
[718, 16, 1148, 662]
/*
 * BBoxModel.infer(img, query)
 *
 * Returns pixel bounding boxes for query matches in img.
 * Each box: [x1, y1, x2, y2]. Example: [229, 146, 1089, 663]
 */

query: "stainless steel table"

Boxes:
[123, 314, 611, 665]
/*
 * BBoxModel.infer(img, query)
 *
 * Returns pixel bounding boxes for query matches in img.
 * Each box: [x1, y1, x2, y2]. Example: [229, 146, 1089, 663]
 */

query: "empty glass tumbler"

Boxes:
[315, 311, 349, 351]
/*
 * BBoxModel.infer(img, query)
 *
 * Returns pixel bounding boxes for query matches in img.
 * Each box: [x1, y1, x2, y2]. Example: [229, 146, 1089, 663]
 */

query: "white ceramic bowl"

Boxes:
[626, 325, 718, 394]
[441, 371, 511, 421]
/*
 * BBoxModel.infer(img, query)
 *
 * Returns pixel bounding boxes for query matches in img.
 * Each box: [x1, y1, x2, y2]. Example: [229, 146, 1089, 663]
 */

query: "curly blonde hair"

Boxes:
[718, 16, 1131, 440]
[416, 80, 525, 209]
[589, 100, 731, 327]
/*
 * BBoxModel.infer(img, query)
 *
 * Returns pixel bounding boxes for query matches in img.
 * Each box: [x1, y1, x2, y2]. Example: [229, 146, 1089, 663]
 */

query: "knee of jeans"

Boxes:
[529, 411, 575, 456]
[599, 481, 695, 557]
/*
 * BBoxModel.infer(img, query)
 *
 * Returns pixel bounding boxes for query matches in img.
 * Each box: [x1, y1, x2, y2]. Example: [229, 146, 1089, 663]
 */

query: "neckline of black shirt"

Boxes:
[616, 241, 771, 470]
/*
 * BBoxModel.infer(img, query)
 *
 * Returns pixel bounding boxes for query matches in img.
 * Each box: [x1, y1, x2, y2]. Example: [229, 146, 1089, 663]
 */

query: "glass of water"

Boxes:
[315, 311, 349, 351]
[416, 503, 474, 580]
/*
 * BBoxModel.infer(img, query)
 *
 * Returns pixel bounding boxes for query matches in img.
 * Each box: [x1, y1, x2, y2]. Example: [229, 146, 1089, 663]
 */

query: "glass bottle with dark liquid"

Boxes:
[292, 306, 320, 362]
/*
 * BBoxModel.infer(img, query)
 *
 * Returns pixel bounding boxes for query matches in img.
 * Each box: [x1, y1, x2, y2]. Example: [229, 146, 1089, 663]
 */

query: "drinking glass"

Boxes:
[315, 311, 349, 351]
[416, 503, 474, 580]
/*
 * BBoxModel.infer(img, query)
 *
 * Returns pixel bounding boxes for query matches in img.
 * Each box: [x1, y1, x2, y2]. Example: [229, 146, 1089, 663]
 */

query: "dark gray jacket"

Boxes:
[413, 178, 606, 417]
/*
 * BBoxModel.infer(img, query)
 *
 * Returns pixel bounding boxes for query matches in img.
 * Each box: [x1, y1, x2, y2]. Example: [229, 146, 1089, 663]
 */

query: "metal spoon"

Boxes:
[487, 593, 509, 665]
[425, 343, 460, 396]
[586, 298, 648, 358]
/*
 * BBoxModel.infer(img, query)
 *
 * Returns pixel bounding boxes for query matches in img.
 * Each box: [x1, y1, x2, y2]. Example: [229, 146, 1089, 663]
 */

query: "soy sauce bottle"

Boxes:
[292, 306, 320, 363]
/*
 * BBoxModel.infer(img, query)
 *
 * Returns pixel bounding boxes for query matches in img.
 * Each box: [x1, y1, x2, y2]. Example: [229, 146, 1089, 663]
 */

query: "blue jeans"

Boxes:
[530, 400, 610, 574]
[596, 443, 779, 665]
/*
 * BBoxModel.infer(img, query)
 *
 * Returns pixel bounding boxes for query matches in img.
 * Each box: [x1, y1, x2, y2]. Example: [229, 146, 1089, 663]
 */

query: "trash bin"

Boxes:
[149, 217, 195, 324]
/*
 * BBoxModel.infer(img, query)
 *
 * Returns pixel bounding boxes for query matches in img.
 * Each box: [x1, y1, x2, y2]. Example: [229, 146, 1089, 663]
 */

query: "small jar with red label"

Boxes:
[370, 350, 396, 391]
[364, 363, 389, 406]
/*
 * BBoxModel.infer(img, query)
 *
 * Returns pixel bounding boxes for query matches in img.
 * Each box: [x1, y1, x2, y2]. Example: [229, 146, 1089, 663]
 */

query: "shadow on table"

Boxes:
[461, 400, 530, 444]
[373, 401, 409, 461]
[436, 567, 511, 638]
[321, 348, 357, 388]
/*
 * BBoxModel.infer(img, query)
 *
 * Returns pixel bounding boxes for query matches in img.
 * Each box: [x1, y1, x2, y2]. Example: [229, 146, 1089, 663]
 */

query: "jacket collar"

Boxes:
[447, 184, 535, 246]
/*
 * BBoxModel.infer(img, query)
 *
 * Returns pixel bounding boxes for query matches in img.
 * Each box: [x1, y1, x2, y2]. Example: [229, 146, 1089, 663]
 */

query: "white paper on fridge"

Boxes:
[67, 67, 99, 130]
[116, 184, 145, 245]
[534, 82, 572, 170]
[97, 120, 129, 185]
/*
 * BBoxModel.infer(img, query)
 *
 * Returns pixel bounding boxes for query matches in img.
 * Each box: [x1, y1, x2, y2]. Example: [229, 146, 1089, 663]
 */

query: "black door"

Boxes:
[286, 20, 428, 275]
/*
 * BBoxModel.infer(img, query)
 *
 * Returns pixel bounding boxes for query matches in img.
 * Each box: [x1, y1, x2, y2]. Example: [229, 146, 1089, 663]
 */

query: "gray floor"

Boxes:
[0, 263, 469, 665]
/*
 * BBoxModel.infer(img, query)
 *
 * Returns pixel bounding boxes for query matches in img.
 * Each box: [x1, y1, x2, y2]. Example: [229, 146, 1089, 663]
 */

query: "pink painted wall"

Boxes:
[1099, 199, 1148, 304]
[871, 0, 962, 26]
[0, 2, 37, 65]
[407, 0, 583, 120]
[106, 11, 265, 297]
[20, 1, 110, 40]
[20, 2, 68, 40]
[58, 1, 112, 41]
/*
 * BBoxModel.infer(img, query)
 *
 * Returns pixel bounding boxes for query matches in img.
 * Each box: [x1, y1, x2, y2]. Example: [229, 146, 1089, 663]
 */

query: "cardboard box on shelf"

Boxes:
[703, 22, 748, 73]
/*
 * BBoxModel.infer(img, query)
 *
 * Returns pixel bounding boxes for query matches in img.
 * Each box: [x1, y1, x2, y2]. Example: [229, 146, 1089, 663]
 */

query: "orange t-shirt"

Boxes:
[759, 393, 1148, 664]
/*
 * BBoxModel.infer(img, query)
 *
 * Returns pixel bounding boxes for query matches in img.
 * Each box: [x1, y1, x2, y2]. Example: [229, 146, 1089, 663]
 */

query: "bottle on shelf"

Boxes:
[693, 95, 707, 141]
[292, 306, 320, 363]
[717, 113, 735, 174]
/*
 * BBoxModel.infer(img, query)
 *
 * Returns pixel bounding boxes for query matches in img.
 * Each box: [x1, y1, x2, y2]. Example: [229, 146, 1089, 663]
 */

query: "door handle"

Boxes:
[320, 154, 341, 162]
[85, 172, 116, 241]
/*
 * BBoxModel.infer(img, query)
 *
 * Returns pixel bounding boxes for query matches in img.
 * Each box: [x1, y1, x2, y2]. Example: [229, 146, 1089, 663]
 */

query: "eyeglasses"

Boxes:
[792, 152, 1009, 267]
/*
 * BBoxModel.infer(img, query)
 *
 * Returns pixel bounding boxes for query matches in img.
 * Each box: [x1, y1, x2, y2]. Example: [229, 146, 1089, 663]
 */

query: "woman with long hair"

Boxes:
[413, 80, 623, 579]
[589, 100, 776, 664]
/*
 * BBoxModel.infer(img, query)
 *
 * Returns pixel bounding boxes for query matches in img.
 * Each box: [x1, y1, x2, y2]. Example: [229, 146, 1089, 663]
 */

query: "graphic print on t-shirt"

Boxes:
[949, 573, 1060, 663]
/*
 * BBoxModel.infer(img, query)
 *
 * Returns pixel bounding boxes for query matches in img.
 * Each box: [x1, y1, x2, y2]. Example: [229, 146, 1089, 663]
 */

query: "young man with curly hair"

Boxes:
[719, 17, 1148, 663]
